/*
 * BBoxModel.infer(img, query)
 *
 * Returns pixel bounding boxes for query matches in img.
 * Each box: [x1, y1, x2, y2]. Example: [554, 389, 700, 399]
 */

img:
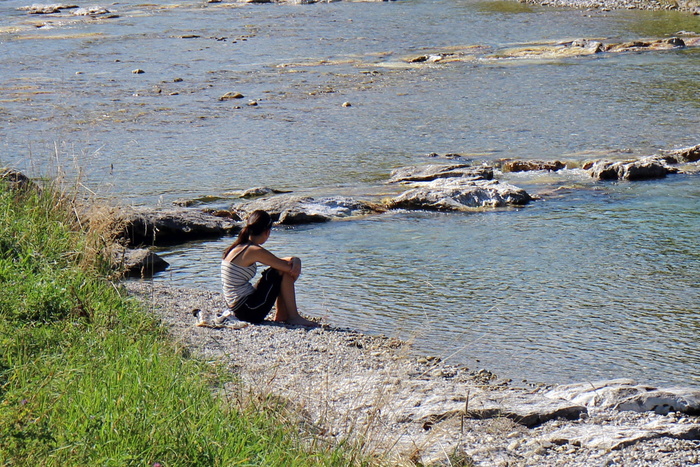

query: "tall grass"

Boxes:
[0, 177, 363, 466]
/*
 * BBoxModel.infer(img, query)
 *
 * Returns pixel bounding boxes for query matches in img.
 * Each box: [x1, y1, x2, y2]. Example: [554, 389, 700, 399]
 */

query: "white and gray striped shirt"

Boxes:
[221, 260, 256, 310]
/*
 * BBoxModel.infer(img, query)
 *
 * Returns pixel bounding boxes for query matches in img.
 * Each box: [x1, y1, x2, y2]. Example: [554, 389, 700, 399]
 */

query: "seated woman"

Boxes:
[216, 209, 318, 327]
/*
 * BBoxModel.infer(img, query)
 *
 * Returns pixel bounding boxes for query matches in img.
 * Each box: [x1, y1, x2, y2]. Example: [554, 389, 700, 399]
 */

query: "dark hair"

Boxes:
[223, 210, 273, 258]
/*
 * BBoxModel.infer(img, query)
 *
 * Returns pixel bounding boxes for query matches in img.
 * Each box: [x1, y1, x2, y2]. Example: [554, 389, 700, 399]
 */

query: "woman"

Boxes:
[216, 210, 318, 327]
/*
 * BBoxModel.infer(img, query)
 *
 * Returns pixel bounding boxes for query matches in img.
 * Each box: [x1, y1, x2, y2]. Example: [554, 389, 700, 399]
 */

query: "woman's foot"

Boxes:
[284, 315, 321, 327]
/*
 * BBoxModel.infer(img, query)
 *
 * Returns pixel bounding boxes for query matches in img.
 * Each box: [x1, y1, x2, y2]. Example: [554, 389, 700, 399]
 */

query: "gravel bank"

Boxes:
[125, 281, 700, 466]
[518, 0, 700, 12]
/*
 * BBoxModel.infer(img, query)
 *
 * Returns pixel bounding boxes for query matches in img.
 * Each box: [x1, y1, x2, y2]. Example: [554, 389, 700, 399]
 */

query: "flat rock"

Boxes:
[403, 390, 587, 428]
[546, 379, 653, 408]
[386, 179, 532, 211]
[547, 421, 700, 451]
[387, 164, 493, 183]
[606, 37, 686, 53]
[18, 3, 77, 14]
[501, 159, 566, 172]
[493, 41, 604, 60]
[116, 208, 240, 247]
[72, 6, 111, 15]
[233, 195, 384, 225]
[587, 157, 676, 181]
[546, 379, 700, 415]
[466, 391, 588, 428]
[660, 144, 700, 164]
[616, 388, 700, 415]
[490, 37, 690, 61]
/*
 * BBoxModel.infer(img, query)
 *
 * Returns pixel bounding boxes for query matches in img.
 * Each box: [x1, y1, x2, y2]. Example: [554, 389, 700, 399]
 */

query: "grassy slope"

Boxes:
[0, 182, 362, 466]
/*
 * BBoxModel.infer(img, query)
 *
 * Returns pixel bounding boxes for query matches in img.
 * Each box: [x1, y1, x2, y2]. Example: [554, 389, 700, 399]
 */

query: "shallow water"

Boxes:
[160, 172, 700, 386]
[1, 0, 699, 386]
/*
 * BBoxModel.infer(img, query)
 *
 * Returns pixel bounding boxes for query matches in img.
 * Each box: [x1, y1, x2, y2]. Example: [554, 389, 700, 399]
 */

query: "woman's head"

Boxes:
[224, 210, 273, 256]
[244, 210, 273, 236]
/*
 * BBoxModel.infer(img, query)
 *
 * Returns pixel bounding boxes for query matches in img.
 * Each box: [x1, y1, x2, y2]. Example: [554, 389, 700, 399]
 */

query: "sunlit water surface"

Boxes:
[1, 0, 698, 386]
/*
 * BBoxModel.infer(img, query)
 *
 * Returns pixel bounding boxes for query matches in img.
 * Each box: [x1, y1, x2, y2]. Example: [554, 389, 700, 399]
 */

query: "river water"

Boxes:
[1, 0, 699, 387]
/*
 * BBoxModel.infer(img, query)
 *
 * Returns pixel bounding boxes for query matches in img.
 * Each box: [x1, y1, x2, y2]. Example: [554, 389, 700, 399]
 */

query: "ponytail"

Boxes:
[223, 210, 273, 258]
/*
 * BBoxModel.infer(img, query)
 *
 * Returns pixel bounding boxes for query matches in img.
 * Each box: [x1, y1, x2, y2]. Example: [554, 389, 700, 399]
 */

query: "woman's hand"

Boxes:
[289, 257, 302, 279]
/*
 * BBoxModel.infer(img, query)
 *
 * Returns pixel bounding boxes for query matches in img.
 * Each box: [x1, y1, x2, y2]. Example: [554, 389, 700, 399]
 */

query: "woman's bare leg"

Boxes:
[273, 273, 318, 326]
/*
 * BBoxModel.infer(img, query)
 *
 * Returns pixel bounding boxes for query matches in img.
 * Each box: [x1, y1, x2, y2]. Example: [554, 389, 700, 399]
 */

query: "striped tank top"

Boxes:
[221, 244, 257, 310]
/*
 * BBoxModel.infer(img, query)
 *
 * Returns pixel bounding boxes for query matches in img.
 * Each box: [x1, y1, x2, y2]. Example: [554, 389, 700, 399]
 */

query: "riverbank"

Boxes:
[518, 0, 700, 13]
[126, 280, 700, 466]
[0, 177, 359, 465]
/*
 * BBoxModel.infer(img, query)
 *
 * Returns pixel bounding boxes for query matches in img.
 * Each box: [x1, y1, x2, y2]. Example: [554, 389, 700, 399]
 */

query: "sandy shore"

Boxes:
[125, 281, 700, 466]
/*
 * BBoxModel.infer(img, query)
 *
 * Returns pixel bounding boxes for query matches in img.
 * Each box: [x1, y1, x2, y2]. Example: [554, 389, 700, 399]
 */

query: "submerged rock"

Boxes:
[116, 208, 239, 247]
[606, 37, 686, 52]
[233, 195, 384, 225]
[388, 163, 493, 183]
[172, 194, 228, 207]
[484, 36, 697, 62]
[386, 179, 532, 211]
[492, 40, 604, 60]
[239, 186, 292, 199]
[426, 152, 468, 161]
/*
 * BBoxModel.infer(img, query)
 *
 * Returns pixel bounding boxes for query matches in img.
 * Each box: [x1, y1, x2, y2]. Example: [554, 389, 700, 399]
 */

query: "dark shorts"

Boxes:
[233, 268, 283, 324]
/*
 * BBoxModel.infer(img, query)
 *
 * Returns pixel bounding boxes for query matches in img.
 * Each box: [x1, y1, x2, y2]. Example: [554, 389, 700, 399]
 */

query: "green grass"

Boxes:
[0, 180, 364, 466]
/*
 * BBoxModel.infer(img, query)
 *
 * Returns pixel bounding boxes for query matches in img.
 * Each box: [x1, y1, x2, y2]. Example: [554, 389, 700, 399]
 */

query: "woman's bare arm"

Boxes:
[247, 246, 301, 277]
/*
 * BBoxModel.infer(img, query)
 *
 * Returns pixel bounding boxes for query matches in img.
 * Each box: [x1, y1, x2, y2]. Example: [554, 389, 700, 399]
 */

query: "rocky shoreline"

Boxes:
[518, 0, 700, 13]
[125, 281, 700, 466]
[104, 143, 699, 277]
[5, 143, 700, 280]
[16, 0, 699, 12]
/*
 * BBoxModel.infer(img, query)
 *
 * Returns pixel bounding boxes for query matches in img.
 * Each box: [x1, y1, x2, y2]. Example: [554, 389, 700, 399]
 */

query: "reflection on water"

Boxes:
[615, 9, 700, 38]
[2, 0, 699, 386]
